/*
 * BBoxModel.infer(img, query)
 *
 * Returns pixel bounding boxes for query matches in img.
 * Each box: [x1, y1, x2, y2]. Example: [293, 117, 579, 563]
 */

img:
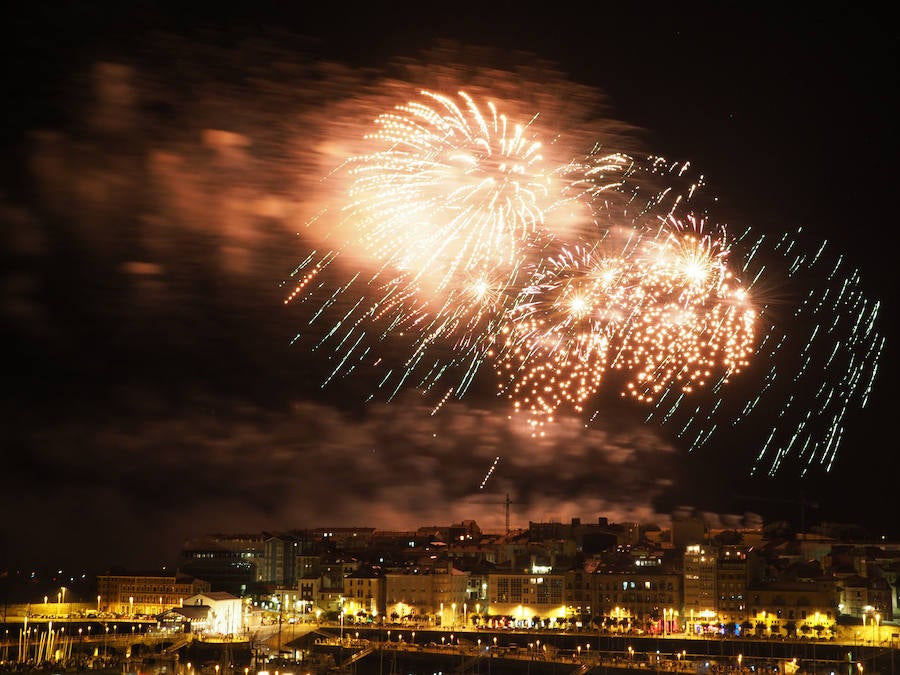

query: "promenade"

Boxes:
[296, 623, 899, 675]
[1, 616, 897, 674]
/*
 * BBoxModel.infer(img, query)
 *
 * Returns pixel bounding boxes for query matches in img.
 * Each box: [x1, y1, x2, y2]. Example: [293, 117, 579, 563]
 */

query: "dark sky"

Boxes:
[1, 3, 896, 575]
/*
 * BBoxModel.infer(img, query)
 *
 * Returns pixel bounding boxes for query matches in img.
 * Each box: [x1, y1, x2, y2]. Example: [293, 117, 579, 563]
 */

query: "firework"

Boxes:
[645, 226, 884, 475]
[288, 89, 631, 400]
[286, 83, 881, 477]
[345, 90, 549, 289]
[496, 215, 755, 433]
[613, 217, 756, 402]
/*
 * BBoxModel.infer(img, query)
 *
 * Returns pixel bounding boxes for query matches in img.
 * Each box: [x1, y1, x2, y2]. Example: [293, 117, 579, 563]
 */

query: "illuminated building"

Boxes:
[97, 571, 210, 616]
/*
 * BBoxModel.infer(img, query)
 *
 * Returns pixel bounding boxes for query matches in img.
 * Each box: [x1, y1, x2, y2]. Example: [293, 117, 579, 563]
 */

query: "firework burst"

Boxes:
[286, 80, 881, 477]
[496, 215, 755, 433]
[287, 89, 630, 402]
[612, 217, 756, 403]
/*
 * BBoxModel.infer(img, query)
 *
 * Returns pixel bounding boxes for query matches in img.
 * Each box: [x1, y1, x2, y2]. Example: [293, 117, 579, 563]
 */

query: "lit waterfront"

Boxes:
[306, 624, 897, 675]
[1, 619, 897, 675]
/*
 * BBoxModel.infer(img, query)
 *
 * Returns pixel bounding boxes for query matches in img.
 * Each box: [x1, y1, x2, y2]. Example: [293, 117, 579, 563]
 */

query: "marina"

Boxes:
[2, 620, 896, 675]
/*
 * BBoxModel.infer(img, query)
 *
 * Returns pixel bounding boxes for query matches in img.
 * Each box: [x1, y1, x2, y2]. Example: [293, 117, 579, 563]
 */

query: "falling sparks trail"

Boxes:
[479, 456, 501, 490]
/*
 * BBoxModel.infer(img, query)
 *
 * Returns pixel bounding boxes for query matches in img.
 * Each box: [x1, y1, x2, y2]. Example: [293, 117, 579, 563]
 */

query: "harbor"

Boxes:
[6, 622, 891, 674]
[1, 613, 897, 675]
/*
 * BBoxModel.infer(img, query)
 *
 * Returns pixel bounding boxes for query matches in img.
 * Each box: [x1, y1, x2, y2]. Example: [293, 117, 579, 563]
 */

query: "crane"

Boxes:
[467, 493, 525, 534]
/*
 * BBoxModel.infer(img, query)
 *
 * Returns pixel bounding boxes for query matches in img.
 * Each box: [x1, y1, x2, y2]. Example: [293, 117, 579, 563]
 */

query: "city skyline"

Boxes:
[3, 511, 897, 631]
[1, 4, 895, 572]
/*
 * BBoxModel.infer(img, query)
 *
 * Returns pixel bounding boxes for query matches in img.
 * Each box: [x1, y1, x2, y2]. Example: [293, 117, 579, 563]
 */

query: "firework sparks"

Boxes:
[645, 226, 884, 476]
[496, 215, 755, 433]
[288, 89, 630, 399]
[286, 81, 882, 477]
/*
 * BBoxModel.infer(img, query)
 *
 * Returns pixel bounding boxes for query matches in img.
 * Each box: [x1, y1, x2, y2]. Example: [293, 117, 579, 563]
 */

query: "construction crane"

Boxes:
[736, 493, 819, 533]
[467, 493, 525, 534]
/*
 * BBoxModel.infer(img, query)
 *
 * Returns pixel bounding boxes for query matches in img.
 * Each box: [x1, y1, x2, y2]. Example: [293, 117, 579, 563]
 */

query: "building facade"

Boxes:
[97, 572, 210, 616]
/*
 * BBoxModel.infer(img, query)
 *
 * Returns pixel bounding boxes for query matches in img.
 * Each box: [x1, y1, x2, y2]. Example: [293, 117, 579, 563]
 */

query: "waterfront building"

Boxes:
[683, 543, 718, 631]
[588, 563, 683, 633]
[746, 578, 837, 637]
[384, 569, 439, 622]
[297, 574, 321, 617]
[433, 563, 470, 626]
[97, 570, 210, 616]
[342, 566, 385, 620]
[716, 545, 752, 628]
[487, 571, 566, 627]
[182, 591, 244, 635]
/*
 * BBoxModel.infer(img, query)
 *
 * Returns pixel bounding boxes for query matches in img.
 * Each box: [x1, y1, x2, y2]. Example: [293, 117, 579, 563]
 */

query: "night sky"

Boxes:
[1, 3, 896, 574]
